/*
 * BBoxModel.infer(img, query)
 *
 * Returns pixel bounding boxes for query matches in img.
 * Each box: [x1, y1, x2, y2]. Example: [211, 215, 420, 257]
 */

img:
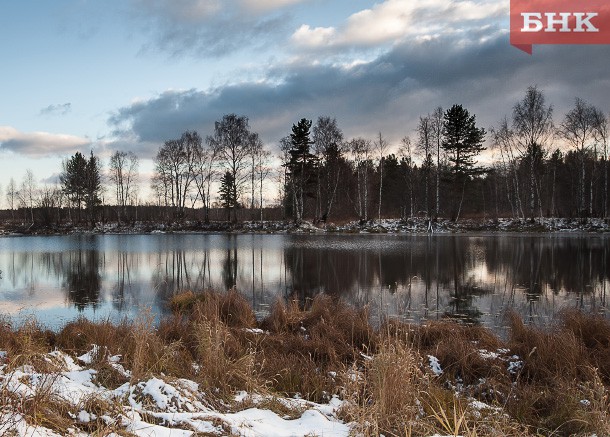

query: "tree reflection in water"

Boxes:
[0, 234, 608, 330]
[64, 249, 102, 310]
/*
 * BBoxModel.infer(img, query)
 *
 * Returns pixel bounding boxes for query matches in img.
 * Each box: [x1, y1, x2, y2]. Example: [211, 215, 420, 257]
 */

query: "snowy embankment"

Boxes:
[0, 347, 350, 436]
[2, 292, 609, 436]
[0, 344, 517, 437]
[3, 216, 609, 236]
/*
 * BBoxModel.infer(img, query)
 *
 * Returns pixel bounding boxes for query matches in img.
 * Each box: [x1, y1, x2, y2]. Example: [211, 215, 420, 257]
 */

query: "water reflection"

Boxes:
[0, 233, 607, 330]
[64, 248, 102, 310]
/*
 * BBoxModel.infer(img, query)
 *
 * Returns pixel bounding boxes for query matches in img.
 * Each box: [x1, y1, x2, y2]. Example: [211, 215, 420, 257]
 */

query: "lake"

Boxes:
[0, 233, 608, 331]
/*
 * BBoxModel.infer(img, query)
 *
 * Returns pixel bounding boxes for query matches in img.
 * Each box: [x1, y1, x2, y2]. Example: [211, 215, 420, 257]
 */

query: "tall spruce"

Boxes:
[286, 118, 317, 223]
[219, 171, 238, 221]
[442, 104, 486, 221]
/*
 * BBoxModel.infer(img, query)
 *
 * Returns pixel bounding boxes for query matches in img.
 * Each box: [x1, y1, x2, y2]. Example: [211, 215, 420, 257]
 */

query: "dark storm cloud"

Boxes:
[108, 31, 610, 154]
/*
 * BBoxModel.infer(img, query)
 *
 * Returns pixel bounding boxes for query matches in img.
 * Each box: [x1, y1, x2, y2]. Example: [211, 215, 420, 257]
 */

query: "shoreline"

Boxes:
[1, 291, 609, 436]
[1, 216, 609, 237]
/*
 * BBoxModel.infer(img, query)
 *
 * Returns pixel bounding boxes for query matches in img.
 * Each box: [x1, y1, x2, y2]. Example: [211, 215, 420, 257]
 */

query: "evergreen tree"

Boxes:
[60, 151, 102, 224]
[60, 151, 88, 221]
[442, 104, 486, 220]
[286, 118, 317, 223]
[219, 171, 238, 221]
[84, 151, 102, 224]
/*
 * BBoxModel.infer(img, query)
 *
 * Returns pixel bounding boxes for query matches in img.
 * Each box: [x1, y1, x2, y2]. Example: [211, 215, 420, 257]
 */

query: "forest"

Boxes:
[2, 86, 608, 226]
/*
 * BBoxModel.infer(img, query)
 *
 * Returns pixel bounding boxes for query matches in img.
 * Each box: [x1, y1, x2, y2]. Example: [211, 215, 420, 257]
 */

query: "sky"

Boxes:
[1, 0, 610, 204]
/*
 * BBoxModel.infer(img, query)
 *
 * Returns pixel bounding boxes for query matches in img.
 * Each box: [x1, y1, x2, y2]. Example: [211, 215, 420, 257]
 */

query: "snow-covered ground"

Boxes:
[0, 347, 350, 436]
[3, 216, 609, 236]
[0, 344, 525, 436]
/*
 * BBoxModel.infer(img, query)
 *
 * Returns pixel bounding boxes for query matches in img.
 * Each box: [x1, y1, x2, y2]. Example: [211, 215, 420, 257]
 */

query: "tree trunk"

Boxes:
[378, 157, 383, 221]
[530, 154, 535, 221]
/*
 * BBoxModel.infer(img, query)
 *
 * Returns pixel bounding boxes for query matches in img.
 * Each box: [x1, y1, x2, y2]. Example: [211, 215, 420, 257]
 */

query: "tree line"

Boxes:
[2, 86, 609, 226]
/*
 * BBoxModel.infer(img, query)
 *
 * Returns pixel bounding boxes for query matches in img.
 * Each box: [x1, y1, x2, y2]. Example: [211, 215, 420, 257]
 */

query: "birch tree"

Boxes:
[512, 86, 553, 220]
[193, 140, 216, 223]
[19, 170, 37, 223]
[417, 115, 434, 217]
[349, 137, 372, 221]
[153, 131, 201, 219]
[592, 109, 608, 217]
[313, 116, 344, 222]
[109, 150, 138, 223]
[431, 107, 444, 218]
[375, 132, 389, 221]
[559, 98, 598, 217]
[6, 177, 17, 220]
[208, 114, 255, 222]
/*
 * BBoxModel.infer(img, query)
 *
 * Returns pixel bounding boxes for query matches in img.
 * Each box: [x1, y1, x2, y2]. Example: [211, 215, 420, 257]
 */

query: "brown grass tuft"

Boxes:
[56, 316, 131, 359]
[341, 335, 428, 436]
[173, 289, 257, 329]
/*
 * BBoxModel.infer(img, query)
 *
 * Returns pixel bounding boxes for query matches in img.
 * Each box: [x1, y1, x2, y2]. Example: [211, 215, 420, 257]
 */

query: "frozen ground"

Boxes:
[0, 345, 521, 436]
[0, 347, 349, 436]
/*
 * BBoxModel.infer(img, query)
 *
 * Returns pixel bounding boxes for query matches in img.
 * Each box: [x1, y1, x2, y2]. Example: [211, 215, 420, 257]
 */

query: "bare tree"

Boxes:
[375, 132, 389, 221]
[37, 185, 62, 225]
[313, 116, 345, 221]
[208, 114, 255, 222]
[417, 115, 434, 217]
[248, 133, 264, 213]
[109, 150, 139, 223]
[559, 98, 598, 217]
[399, 136, 415, 218]
[19, 170, 37, 223]
[193, 140, 216, 223]
[153, 131, 202, 219]
[349, 137, 372, 221]
[592, 109, 608, 218]
[277, 136, 292, 219]
[512, 86, 554, 220]
[491, 117, 525, 219]
[256, 148, 272, 223]
[431, 107, 444, 219]
[6, 178, 17, 220]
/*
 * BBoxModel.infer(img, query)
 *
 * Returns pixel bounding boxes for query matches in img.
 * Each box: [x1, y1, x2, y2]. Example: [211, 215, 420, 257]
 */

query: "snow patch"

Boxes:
[428, 355, 443, 376]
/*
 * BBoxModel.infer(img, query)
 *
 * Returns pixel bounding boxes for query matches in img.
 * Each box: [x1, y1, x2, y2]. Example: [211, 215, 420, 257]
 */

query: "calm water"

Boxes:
[0, 233, 608, 330]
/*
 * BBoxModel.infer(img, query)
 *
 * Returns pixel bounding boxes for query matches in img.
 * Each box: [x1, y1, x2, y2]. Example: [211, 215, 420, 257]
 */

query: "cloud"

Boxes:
[40, 173, 62, 184]
[0, 126, 91, 157]
[291, 0, 507, 49]
[108, 30, 610, 154]
[240, 0, 309, 13]
[39, 103, 72, 116]
[129, 0, 305, 57]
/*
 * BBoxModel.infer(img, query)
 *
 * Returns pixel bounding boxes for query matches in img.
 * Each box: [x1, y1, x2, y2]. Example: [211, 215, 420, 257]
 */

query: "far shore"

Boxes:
[1, 216, 609, 237]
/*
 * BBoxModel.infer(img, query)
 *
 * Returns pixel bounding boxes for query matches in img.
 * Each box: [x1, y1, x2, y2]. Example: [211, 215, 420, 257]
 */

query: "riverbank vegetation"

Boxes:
[1, 290, 609, 435]
[2, 87, 609, 230]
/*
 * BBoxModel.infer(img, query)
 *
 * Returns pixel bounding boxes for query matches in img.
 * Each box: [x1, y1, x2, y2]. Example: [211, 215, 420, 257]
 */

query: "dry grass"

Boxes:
[1, 292, 610, 436]
[341, 335, 428, 436]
